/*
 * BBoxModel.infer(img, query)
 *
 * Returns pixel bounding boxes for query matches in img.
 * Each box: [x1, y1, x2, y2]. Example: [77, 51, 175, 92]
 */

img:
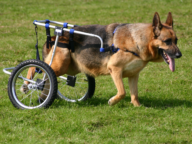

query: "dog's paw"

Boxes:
[108, 96, 119, 106]
[108, 99, 113, 106]
[130, 100, 141, 107]
[20, 84, 29, 94]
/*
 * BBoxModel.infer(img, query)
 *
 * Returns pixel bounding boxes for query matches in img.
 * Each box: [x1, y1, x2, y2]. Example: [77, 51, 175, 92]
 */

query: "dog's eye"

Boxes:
[164, 38, 172, 45]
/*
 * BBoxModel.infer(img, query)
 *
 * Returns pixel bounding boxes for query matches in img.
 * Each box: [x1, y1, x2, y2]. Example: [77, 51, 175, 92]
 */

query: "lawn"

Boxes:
[0, 0, 192, 143]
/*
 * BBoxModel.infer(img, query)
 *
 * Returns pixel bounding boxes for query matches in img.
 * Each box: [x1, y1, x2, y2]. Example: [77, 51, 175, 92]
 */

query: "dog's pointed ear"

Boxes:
[165, 12, 173, 27]
[152, 12, 162, 37]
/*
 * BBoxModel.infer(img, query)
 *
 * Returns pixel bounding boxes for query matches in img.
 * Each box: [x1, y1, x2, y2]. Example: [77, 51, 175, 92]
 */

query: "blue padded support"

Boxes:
[33, 20, 37, 25]
[45, 19, 50, 23]
[63, 22, 68, 28]
[100, 48, 105, 52]
[45, 23, 49, 29]
[70, 29, 74, 34]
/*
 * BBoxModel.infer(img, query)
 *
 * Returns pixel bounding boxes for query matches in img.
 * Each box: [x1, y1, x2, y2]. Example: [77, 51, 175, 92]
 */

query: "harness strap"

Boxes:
[100, 27, 139, 57]
[69, 29, 75, 52]
[50, 41, 69, 49]
[34, 25, 40, 60]
[34, 25, 42, 73]
[48, 29, 75, 51]
[125, 50, 139, 56]
[45, 20, 51, 49]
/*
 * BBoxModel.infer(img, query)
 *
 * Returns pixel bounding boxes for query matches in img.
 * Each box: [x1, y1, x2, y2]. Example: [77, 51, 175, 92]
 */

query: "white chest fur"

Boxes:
[123, 59, 146, 76]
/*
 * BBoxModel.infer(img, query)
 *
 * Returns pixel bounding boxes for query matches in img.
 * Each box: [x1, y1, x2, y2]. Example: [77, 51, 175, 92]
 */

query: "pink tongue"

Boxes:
[167, 55, 175, 72]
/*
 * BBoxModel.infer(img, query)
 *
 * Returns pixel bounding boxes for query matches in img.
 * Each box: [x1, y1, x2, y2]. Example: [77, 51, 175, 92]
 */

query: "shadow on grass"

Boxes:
[139, 96, 192, 109]
[52, 96, 110, 108]
[52, 95, 192, 109]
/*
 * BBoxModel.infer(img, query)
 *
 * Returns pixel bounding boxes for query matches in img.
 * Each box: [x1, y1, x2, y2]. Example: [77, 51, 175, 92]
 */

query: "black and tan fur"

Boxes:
[24, 12, 182, 106]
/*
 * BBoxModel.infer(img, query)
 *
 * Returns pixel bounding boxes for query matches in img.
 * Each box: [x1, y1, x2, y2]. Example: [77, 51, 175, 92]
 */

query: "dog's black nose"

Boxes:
[176, 52, 182, 58]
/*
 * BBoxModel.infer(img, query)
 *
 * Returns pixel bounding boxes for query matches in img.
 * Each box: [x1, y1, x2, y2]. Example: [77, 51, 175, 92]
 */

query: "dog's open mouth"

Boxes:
[160, 49, 175, 72]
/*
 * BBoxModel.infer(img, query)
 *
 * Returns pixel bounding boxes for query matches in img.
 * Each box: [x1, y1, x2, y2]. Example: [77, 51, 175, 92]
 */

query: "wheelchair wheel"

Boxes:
[57, 73, 95, 102]
[8, 59, 58, 109]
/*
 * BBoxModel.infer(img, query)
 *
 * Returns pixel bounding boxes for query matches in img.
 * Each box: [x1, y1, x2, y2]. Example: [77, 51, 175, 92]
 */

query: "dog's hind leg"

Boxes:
[108, 67, 126, 106]
[128, 74, 140, 106]
[19, 67, 36, 93]
[25, 67, 36, 84]
[39, 46, 71, 101]
[44, 47, 71, 77]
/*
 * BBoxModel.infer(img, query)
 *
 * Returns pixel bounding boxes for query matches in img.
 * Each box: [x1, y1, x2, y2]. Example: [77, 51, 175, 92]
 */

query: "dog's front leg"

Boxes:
[128, 74, 140, 106]
[108, 67, 126, 106]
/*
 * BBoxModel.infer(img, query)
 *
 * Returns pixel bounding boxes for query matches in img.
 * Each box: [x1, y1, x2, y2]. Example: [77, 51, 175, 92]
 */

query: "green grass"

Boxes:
[1, 0, 192, 143]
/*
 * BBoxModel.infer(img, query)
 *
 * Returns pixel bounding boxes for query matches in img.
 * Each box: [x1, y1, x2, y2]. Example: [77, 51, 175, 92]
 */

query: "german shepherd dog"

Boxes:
[24, 12, 182, 106]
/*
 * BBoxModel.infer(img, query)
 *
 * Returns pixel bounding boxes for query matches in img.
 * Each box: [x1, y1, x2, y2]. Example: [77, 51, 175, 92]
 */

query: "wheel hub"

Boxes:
[28, 84, 37, 90]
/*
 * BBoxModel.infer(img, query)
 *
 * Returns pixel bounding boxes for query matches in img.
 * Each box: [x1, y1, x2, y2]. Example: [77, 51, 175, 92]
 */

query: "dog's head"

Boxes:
[151, 12, 182, 72]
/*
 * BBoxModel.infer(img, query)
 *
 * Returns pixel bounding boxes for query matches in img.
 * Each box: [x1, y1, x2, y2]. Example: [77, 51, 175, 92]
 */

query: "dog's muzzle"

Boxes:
[159, 49, 176, 72]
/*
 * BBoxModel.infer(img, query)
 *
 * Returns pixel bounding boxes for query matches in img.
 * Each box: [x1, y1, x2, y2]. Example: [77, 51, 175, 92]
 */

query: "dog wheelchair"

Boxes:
[3, 20, 104, 109]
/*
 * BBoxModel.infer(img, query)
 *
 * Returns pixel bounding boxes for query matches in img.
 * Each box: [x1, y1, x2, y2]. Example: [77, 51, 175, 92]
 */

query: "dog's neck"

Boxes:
[129, 23, 156, 61]
[128, 23, 152, 49]
[113, 23, 155, 61]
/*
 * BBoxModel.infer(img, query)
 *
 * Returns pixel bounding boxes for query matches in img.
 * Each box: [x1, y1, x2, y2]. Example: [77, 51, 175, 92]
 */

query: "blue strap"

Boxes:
[113, 28, 117, 34]
[100, 45, 119, 53]
[109, 29, 119, 53]
[111, 44, 120, 53]
[100, 28, 118, 53]
[132, 52, 139, 56]
[63, 22, 68, 28]
[100, 27, 138, 56]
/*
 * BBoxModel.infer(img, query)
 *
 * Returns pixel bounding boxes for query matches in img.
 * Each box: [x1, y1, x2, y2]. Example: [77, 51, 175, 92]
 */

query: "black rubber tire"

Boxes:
[57, 74, 95, 102]
[8, 59, 58, 109]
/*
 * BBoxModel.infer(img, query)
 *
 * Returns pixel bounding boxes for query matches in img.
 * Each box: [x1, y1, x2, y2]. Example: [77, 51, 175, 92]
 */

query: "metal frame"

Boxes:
[3, 20, 104, 82]
[34, 21, 103, 66]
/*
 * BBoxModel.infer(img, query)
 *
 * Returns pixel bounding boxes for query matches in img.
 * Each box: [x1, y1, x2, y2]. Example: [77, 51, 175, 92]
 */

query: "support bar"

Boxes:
[3, 67, 36, 84]
[33, 20, 75, 28]
[33, 21, 103, 49]
[3, 67, 14, 75]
